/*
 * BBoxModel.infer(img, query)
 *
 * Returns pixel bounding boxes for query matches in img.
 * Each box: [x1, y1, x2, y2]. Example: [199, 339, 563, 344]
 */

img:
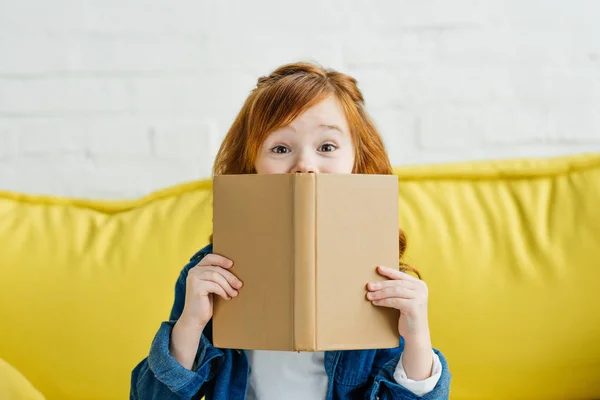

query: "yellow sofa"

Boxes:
[1, 153, 599, 400]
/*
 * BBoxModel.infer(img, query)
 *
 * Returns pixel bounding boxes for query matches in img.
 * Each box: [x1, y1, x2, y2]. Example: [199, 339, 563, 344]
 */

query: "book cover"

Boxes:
[212, 173, 400, 351]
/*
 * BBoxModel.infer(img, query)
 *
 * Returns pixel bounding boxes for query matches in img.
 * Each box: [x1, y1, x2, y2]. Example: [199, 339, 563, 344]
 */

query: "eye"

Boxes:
[318, 143, 337, 152]
[271, 145, 290, 154]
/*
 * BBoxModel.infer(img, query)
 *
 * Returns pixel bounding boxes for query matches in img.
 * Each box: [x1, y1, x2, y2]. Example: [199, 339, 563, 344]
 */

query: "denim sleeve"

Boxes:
[130, 246, 223, 399]
[370, 344, 451, 400]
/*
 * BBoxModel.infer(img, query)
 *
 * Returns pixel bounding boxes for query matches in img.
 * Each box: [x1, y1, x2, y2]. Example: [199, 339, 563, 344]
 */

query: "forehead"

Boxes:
[289, 96, 349, 128]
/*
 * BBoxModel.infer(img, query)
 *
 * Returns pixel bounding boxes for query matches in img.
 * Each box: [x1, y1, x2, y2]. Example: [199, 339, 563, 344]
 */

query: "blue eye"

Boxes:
[271, 145, 290, 154]
[319, 143, 337, 152]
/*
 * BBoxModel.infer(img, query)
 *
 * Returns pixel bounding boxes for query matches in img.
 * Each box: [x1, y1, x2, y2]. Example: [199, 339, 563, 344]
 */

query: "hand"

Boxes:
[367, 266, 434, 380]
[180, 253, 243, 329]
[170, 253, 242, 370]
[366, 266, 430, 340]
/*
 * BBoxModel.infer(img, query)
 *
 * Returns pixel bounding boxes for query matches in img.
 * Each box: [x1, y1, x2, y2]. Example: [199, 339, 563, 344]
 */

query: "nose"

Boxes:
[291, 152, 317, 174]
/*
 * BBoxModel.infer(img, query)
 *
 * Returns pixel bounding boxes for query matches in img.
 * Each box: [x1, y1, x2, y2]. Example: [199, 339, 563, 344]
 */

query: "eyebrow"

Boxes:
[319, 124, 345, 134]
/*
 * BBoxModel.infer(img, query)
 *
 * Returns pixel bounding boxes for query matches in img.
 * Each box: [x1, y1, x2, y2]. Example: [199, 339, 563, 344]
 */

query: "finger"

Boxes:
[367, 279, 417, 292]
[196, 269, 239, 298]
[202, 266, 243, 290]
[202, 281, 231, 300]
[197, 253, 234, 269]
[371, 297, 411, 309]
[376, 265, 419, 282]
[366, 286, 415, 301]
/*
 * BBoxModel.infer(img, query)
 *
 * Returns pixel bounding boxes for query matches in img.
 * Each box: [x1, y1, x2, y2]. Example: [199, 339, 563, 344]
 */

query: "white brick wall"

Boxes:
[1, 0, 599, 199]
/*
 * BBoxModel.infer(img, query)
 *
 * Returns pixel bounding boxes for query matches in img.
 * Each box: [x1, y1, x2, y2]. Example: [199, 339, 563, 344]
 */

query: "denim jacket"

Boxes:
[131, 244, 451, 399]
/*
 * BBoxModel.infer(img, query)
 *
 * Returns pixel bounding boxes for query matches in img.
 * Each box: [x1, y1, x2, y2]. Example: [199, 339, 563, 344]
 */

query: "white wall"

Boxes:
[1, 0, 599, 199]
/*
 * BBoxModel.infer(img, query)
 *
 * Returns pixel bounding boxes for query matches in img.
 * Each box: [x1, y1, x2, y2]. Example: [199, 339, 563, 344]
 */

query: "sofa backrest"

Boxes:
[1, 153, 599, 399]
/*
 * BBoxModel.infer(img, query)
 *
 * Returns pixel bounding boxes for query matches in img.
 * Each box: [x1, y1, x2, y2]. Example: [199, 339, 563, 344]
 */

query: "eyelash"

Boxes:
[271, 145, 290, 154]
[271, 143, 337, 154]
[319, 143, 337, 152]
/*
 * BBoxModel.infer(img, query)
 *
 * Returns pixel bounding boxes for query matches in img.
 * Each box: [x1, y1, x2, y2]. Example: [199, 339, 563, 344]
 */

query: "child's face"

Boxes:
[255, 95, 355, 174]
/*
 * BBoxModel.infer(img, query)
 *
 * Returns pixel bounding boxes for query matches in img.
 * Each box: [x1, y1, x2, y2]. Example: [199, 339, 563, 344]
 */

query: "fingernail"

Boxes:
[234, 280, 243, 288]
[366, 292, 374, 299]
[232, 290, 238, 296]
[369, 282, 379, 289]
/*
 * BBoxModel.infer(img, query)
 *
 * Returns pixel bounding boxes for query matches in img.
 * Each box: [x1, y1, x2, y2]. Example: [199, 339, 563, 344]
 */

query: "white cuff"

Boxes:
[392, 350, 442, 396]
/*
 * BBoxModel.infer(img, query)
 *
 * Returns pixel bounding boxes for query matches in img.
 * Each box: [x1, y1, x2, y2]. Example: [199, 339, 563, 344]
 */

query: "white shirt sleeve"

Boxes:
[392, 350, 442, 396]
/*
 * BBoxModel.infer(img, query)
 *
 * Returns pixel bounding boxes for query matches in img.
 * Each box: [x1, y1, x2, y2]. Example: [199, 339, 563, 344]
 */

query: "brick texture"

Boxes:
[0, 0, 599, 198]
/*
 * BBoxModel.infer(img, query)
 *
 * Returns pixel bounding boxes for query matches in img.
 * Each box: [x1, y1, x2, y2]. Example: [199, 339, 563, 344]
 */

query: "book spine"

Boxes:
[293, 173, 317, 351]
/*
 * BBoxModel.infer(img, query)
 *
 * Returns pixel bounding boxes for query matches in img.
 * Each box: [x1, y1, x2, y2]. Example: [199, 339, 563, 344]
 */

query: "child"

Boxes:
[131, 62, 451, 400]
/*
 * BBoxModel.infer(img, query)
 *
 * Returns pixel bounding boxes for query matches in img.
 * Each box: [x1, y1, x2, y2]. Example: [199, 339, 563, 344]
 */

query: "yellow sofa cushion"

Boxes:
[0, 153, 599, 400]
[395, 153, 600, 399]
[0, 358, 45, 400]
[0, 182, 214, 400]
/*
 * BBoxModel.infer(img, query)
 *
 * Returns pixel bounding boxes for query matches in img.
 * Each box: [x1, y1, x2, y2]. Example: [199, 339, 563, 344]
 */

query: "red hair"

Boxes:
[212, 61, 419, 278]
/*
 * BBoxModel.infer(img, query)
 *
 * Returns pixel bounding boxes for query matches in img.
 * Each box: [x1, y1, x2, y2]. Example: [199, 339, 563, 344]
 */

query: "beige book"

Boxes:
[212, 173, 400, 351]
